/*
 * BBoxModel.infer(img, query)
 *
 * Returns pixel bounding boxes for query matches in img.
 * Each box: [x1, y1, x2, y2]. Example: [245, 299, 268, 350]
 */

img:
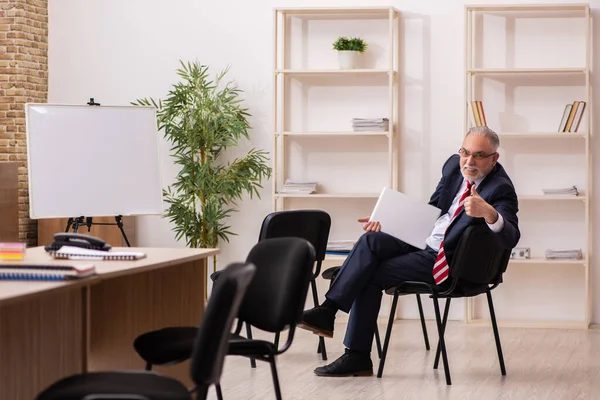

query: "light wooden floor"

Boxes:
[211, 320, 600, 399]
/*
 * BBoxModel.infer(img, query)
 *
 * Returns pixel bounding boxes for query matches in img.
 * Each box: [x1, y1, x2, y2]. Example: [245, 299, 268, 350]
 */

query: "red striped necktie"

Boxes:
[432, 180, 473, 285]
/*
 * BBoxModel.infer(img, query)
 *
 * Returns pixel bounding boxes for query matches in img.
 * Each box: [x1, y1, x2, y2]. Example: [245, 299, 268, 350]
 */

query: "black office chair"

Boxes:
[321, 266, 431, 358]
[133, 210, 330, 374]
[35, 261, 257, 400]
[242, 210, 331, 361]
[226, 237, 316, 400]
[376, 224, 511, 385]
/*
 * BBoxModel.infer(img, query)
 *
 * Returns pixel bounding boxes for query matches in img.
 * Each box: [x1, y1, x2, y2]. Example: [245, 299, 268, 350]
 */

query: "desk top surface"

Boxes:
[0, 246, 219, 306]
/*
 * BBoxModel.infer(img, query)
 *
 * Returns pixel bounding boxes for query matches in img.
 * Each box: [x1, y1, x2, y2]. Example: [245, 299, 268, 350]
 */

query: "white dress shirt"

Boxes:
[425, 177, 505, 251]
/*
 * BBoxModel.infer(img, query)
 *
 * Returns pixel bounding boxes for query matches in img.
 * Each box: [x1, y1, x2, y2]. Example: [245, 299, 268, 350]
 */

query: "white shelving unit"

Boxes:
[465, 4, 592, 328]
[273, 7, 400, 250]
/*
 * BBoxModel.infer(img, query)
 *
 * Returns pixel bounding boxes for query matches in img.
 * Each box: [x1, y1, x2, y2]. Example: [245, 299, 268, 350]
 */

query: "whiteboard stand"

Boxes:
[65, 215, 132, 247]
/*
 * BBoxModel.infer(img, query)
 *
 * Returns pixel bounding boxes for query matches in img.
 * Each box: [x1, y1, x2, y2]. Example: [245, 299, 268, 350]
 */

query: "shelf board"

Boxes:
[466, 4, 589, 12]
[498, 132, 587, 138]
[508, 258, 585, 266]
[277, 131, 390, 137]
[276, 7, 399, 17]
[468, 67, 587, 75]
[274, 193, 379, 198]
[518, 195, 586, 201]
[467, 318, 588, 329]
[325, 254, 349, 262]
[275, 69, 393, 75]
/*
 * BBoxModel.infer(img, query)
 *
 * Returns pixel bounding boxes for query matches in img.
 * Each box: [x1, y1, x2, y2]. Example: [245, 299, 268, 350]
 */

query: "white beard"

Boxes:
[461, 165, 485, 181]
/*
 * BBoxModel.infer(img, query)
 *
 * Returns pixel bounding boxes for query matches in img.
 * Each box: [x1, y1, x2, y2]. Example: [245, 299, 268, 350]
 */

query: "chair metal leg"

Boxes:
[145, 362, 152, 371]
[416, 294, 430, 351]
[274, 331, 280, 349]
[215, 383, 223, 400]
[377, 292, 400, 378]
[268, 356, 283, 400]
[434, 298, 451, 369]
[245, 323, 257, 368]
[487, 290, 506, 375]
[374, 324, 382, 359]
[309, 278, 328, 360]
[432, 296, 451, 385]
[195, 385, 209, 400]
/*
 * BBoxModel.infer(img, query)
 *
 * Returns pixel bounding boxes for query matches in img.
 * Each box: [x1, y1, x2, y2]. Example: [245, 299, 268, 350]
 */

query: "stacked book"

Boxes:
[326, 240, 355, 255]
[0, 242, 26, 261]
[279, 179, 318, 194]
[351, 118, 389, 132]
[542, 186, 579, 196]
[545, 249, 583, 260]
[0, 263, 96, 280]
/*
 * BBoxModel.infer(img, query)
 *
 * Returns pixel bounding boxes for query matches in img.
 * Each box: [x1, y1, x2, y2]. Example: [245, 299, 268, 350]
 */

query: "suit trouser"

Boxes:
[325, 231, 438, 353]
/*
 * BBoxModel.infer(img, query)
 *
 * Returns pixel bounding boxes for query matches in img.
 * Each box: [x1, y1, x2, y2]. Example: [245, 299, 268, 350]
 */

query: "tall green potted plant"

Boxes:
[132, 60, 271, 273]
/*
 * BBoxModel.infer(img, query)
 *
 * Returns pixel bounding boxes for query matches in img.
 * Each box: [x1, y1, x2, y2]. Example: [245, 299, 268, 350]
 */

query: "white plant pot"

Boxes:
[337, 50, 360, 70]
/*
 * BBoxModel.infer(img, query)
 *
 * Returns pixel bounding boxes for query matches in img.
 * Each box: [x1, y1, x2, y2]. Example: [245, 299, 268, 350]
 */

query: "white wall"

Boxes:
[47, 0, 600, 324]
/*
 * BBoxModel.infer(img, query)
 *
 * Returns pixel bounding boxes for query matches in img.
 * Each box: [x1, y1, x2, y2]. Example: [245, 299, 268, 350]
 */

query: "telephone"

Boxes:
[45, 232, 112, 252]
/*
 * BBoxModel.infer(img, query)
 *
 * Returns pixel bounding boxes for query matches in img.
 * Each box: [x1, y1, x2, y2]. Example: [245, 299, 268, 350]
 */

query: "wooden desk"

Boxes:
[0, 246, 218, 400]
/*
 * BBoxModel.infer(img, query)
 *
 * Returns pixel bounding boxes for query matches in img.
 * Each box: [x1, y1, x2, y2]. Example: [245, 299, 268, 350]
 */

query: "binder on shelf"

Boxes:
[558, 104, 573, 132]
[0, 263, 96, 280]
[571, 101, 586, 132]
[48, 246, 147, 261]
[470, 101, 486, 126]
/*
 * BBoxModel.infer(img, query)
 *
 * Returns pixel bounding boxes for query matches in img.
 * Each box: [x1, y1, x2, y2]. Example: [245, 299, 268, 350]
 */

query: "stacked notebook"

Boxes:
[0, 242, 26, 261]
[0, 263, 96, 280]
[48, 246, 147, 261]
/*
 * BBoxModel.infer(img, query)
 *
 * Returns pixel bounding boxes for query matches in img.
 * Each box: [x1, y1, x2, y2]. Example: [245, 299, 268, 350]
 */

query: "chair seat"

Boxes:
[133, 327, 198, 365]
[321, 266, 340, 280]
[227, 333, 277, 357]
[36, 371, 191, 400]
[385, 280, 488, 297]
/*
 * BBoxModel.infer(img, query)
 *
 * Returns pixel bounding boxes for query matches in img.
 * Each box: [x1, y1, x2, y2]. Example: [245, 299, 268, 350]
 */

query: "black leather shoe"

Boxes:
[298, 306, 335, 338]
[314, 349, 373, 377]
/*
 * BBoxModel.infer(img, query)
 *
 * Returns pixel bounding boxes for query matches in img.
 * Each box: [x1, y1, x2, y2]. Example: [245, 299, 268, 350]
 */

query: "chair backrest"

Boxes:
[258, 210, 330, 262]
[450, 224, 511, 285]
[189, 262, 256, 387]
[239, 237, 316, 333]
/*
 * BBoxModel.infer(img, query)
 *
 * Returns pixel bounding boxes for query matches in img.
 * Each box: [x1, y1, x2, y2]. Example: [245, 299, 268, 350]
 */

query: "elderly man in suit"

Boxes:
[299, 125, 520, 377]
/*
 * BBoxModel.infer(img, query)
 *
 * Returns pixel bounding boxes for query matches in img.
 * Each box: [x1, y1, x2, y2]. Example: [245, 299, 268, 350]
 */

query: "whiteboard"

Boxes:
[25, 104, 164, 218]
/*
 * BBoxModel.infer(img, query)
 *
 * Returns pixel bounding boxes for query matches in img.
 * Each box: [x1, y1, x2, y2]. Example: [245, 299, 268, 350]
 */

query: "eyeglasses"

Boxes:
[458, 148, 497, 160]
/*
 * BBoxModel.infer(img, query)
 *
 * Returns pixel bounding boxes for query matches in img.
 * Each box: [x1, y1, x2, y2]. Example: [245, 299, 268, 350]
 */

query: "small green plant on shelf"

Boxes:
[332, 36, 368, 70]
[332, 36, 368, 53]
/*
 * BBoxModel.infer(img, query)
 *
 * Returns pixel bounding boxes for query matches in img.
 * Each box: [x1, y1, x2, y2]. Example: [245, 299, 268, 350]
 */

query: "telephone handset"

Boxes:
[45, 232, 112, 252]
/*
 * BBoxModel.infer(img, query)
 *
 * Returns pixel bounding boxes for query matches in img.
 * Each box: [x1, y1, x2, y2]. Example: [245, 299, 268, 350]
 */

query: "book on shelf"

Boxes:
[0, 263, 96, 280]
[545, 249, 583, 260]
[48, 246, 147, 261]
[279, 179, 318, 194]
[326, 240, 355, 252]
[470, 100, 487, 127]
[351, 118, 389, 132]
[558, 101, 586, 132]
[541, 186, 579, 196]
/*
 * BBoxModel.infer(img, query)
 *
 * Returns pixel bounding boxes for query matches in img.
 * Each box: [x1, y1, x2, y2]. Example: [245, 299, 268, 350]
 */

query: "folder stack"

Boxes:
[0, 242, 26, 261]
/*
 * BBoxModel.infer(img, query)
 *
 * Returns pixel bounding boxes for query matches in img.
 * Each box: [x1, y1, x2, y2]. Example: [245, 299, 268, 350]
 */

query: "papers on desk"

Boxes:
[0, 263, 96, 280]
[49, 246, 147, 261]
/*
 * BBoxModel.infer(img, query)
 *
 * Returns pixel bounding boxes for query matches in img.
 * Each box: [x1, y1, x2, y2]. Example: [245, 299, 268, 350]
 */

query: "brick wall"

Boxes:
[0, 0, 48, 246]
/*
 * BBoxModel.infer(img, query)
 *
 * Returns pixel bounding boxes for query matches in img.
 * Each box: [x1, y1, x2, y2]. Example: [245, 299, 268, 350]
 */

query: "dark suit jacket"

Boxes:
[427, 154, 520, 268]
